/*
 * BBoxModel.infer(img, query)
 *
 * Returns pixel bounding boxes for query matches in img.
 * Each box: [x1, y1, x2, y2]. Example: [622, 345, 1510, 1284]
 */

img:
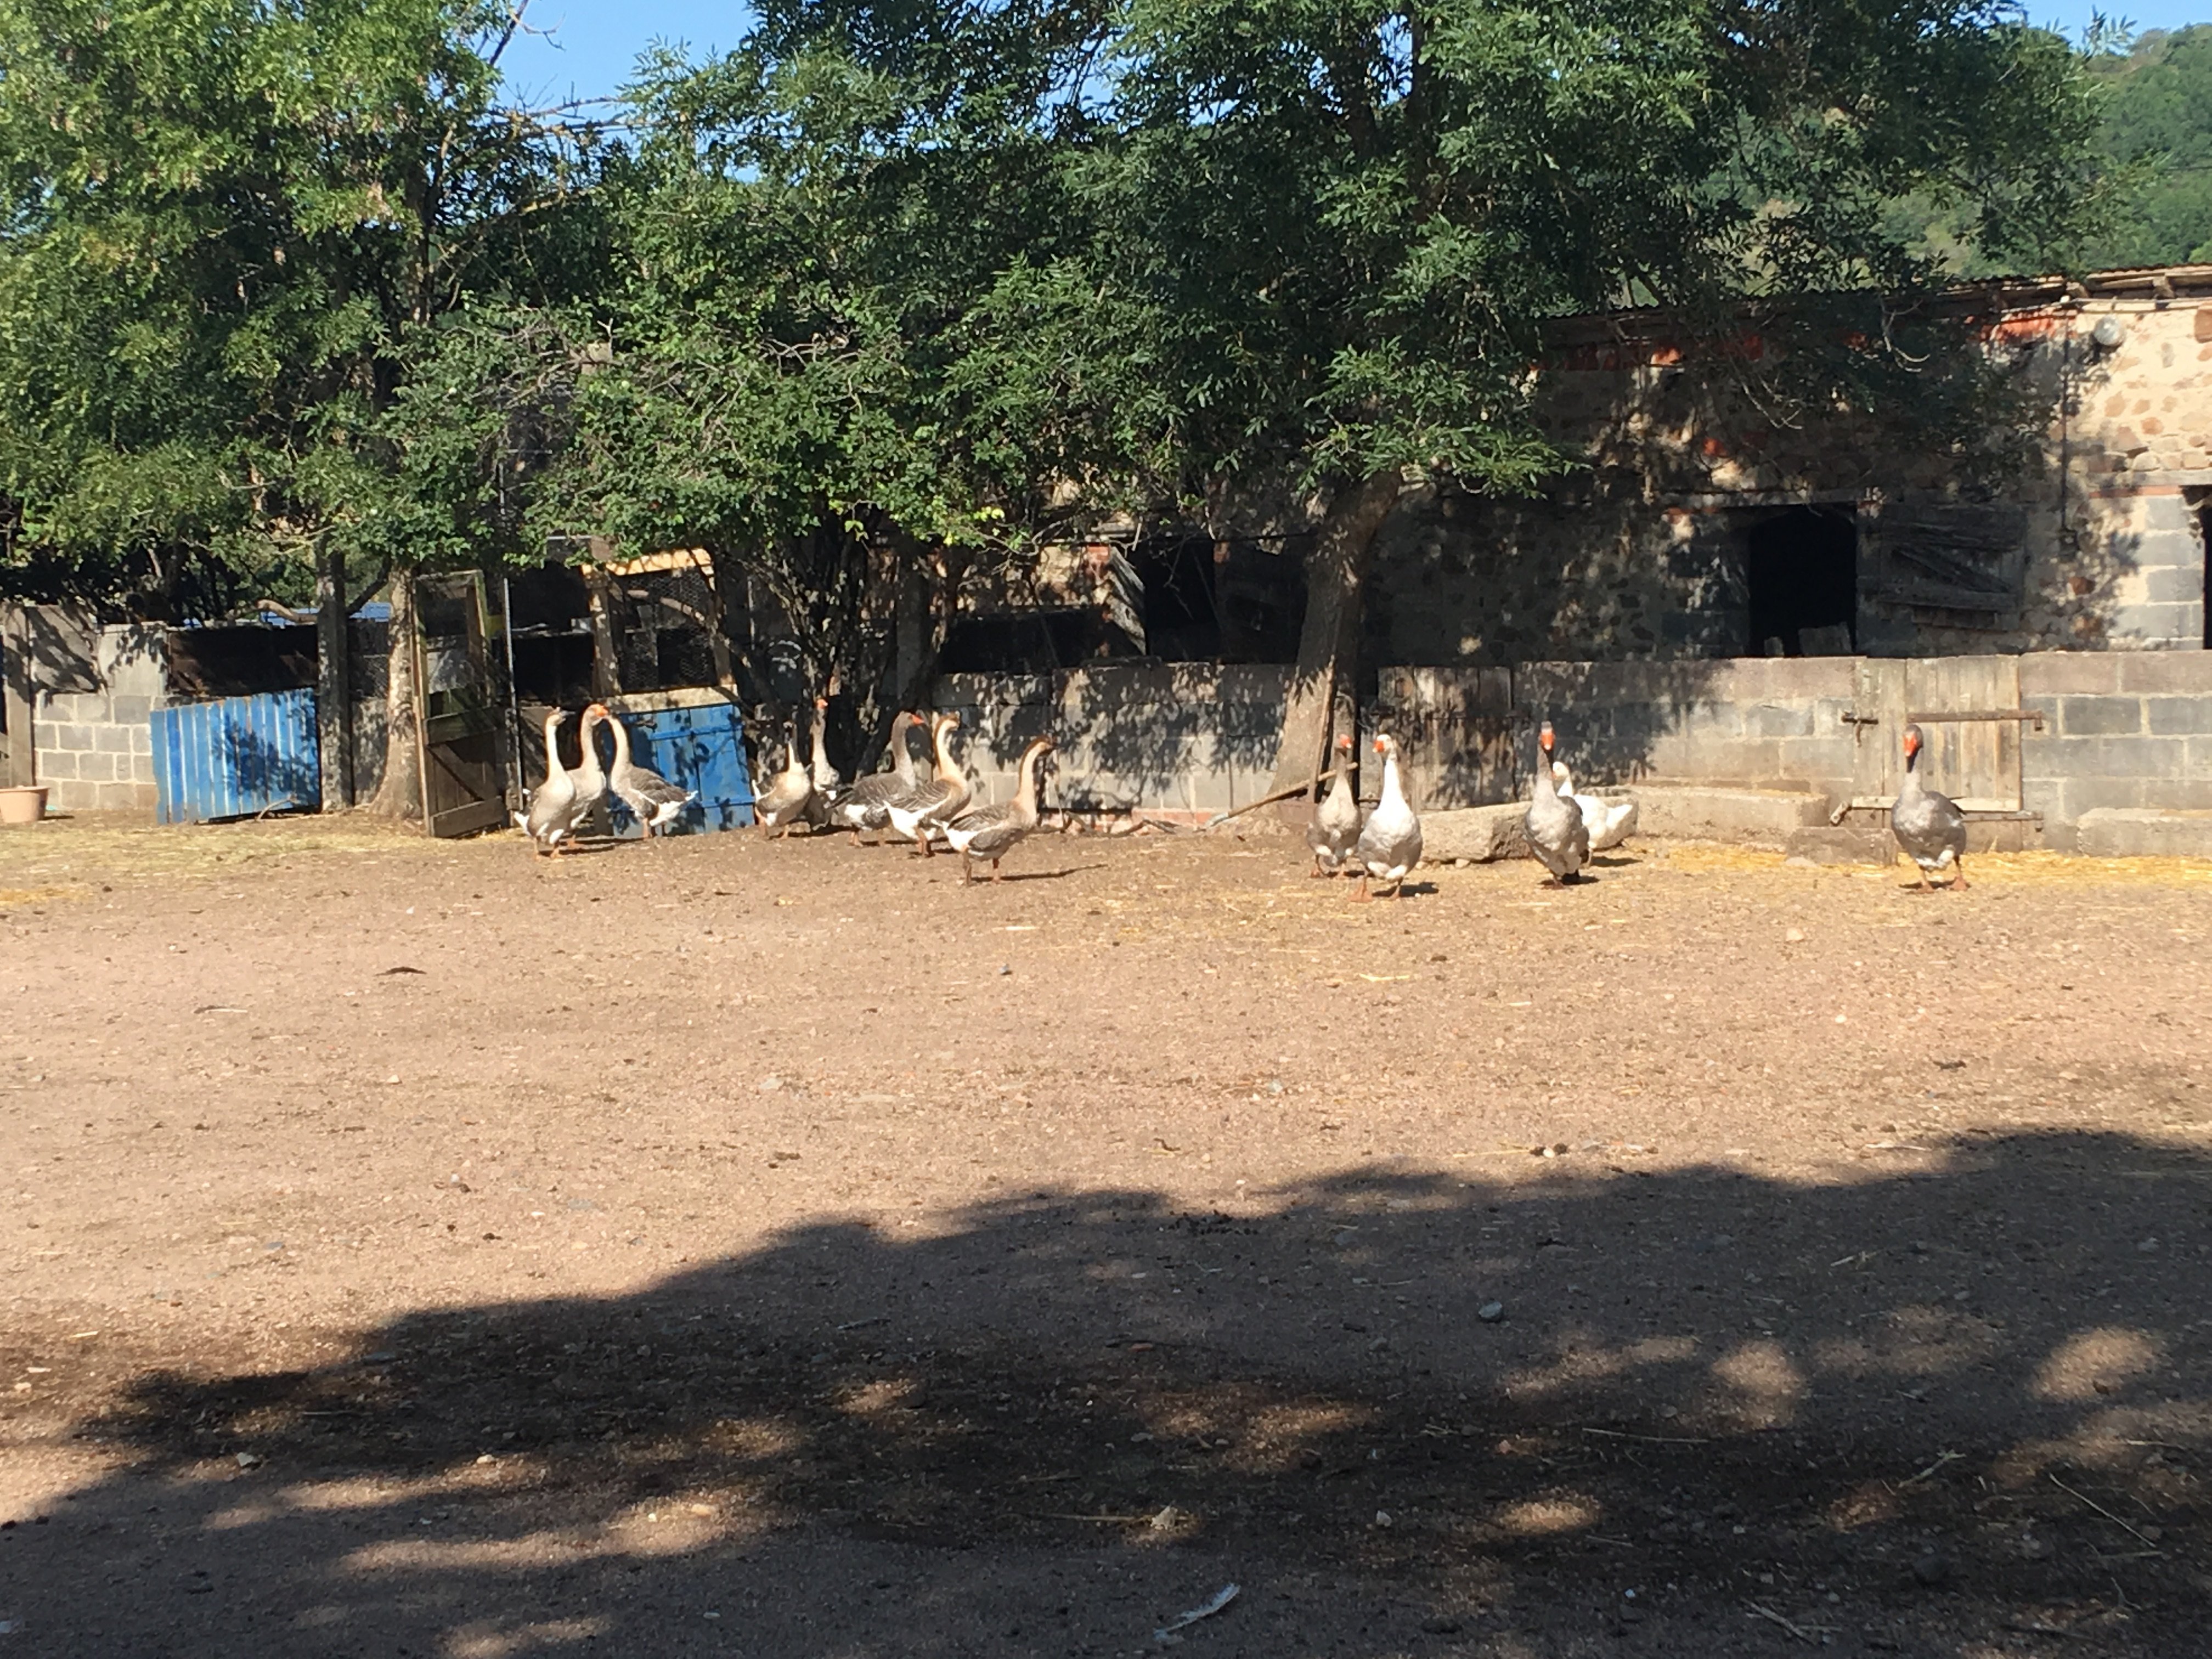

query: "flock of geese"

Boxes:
[519, 699, 1973, 893]
[517, 700, 1056, 883]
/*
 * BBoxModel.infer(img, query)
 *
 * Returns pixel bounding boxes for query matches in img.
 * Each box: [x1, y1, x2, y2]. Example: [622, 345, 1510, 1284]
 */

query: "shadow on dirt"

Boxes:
[9, 1131, 2208, 1656]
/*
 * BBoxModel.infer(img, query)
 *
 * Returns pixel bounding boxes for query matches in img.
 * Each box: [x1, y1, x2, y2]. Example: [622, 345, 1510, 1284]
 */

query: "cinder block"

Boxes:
[2020, 653, 2124, 695]
[37, 749, 77, 781]
[2110, 602, 2197, 642]
[2076, 808, 2212, 858]
[2077, 735, 2187, 779]
[2145, 565, 2208, 604]
[94, 781, 147, 811]
[2147, 696, 2212, 736]
[129, 725, 151, 755]
[2116, 652, 2212, 693]
[109, 694, 151, 726]
[2060, 696, 2143, 736]
[92, 725, 131, 754]
[74, 750, 114, 782]
[1744, 702, 1814, 739]
[57, 723, 93, 752]
[1632, 786, 1832, 847]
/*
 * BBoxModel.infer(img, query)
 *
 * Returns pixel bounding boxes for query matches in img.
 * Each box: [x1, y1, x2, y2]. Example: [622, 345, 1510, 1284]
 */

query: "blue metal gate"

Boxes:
[600, 695, 754, 835]
[150, 689, 322, 823]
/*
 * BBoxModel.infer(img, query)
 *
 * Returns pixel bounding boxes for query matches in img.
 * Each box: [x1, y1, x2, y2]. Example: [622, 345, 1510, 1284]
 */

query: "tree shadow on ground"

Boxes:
[9, 1132, 2208, 1657]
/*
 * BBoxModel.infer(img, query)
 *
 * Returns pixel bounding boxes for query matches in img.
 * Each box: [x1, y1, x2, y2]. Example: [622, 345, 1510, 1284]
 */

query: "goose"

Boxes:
[1352, 733, 1422, 899]
[884, 712, 971, 856]
[606, 712, 695, 839]
[1891, 722, 1970, 891]
[562, 702, 612, 840]
[1552, 761, 1638, 852]
[1307, 733, 1362, 877]
[944, 736, 1056, 882]
[1525, 720, 1590, 887]
[806, 695, 842, 798]
[516, 707, 582, 855]
[829, 710, 922, 844]
[753, 718, 816, 838]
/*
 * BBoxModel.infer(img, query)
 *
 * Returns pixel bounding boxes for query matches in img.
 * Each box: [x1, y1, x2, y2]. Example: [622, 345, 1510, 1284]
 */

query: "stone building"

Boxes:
[1366, 264, 2211, 668]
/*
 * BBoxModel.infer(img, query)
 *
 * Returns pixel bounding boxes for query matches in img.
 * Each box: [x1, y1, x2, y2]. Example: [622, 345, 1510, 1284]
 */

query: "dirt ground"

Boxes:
[1, 811, 2208, 1659]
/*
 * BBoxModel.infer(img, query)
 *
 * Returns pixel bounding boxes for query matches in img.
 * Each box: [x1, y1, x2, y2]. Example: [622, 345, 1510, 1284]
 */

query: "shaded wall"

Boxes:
[1368, 279, 2212, 668]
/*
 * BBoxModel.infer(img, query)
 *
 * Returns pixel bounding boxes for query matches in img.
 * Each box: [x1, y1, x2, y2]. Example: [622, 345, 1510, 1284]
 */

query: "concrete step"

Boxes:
[2076, 808, 2212, 859]
[1632, 786, 1832, 848]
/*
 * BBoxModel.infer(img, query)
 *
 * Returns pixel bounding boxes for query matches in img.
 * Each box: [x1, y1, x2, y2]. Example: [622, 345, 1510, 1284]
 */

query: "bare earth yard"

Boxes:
[1, 815, 2208, 1658]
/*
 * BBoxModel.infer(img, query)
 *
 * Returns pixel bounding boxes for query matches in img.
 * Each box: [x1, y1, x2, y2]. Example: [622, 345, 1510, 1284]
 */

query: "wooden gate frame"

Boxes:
[413, 572, 514, 838]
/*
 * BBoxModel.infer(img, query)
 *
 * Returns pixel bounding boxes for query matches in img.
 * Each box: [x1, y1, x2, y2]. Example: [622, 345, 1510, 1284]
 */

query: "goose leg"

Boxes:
[992, 859, 1004, 882]
[1310, 856, 1327, 878]
[1351, 873, 1372, 902]
[1950, 857, 1969, 893]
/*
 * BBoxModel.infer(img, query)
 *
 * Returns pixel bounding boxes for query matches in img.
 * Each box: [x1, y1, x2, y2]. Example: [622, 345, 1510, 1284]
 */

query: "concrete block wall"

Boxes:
[1507, 657, 1858, 797]
[937, 663, 1290, 815]
[2018, 651, 2212, 842]
[32, 625, 166, 811]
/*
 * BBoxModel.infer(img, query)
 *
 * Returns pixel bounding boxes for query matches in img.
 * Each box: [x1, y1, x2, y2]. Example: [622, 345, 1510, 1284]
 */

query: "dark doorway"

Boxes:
[1746, 506, 1858, 656]
[2198, 499, 2210, 651]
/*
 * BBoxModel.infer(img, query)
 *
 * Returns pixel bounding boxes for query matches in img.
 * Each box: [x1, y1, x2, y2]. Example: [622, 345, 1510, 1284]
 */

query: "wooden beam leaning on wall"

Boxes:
[1, 604, 33, 788]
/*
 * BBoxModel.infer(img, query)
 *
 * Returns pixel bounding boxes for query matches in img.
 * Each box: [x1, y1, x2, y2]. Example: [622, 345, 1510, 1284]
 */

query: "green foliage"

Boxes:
[2080, 25, 2212, 267]
[0, 0, 607, 617]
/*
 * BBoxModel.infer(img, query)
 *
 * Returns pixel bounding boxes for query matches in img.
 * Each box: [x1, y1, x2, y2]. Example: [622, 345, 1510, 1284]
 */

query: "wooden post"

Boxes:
[314, 538, 353, 809]
[1, 605, 33, 788]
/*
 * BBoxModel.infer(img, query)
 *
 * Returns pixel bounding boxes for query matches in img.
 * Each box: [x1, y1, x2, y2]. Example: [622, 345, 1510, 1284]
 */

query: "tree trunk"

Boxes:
[369, 567, 422, 820]
[1266, 466, 1407, 799]
[314, 538, 353, 810]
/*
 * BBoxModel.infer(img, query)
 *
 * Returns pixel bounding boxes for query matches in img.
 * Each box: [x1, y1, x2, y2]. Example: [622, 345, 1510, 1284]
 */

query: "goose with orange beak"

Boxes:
[1307, 732, 1362, 877]
[1891, 722, 1969, 891]
[1352, 733, 1421, 899]
[1525, 720, 1589, 887]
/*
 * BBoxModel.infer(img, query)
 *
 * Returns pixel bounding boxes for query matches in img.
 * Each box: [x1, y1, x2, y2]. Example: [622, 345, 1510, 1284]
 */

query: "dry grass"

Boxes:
[1650, 839, 2212, 888]
[0, 809, 462, 901]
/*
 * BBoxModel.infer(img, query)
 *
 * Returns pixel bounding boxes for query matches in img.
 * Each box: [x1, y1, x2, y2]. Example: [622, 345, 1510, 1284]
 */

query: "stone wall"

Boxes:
[32, 624, 167, 812]
[1367, 271, 2212, 669]
[934, 663, 1290, 816]
[2018, 651, 2212, 835]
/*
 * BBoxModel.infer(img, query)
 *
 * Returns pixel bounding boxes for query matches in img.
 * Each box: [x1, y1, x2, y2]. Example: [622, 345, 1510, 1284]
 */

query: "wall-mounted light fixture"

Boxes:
[2089, 315, 2126, 352]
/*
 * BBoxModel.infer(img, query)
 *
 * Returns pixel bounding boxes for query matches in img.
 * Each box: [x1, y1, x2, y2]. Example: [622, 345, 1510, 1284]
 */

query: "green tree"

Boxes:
[0, 0, 606, 809]
[1088, 0, 2101, 791]
[2080, 25, 2212, 266]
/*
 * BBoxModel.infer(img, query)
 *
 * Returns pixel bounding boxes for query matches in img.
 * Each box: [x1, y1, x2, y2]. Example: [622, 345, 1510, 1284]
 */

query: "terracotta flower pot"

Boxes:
[0, 785, 49, 825]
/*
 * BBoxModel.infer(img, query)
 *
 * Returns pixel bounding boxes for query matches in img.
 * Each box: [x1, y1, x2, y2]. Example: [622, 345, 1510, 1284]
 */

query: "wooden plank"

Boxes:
[1, 605, 32, 788]
[1852, 658, 1907, 804]
[1905, 656, 2020, 811]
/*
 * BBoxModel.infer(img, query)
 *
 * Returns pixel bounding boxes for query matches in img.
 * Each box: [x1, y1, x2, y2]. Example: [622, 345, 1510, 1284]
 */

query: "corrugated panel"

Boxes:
[601, 698, 754, 836]
[150, 689, 322, 825]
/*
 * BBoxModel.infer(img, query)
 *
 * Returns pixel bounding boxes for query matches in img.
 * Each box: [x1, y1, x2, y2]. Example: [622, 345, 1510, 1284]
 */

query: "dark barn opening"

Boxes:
[1746, 506, 1858, 656]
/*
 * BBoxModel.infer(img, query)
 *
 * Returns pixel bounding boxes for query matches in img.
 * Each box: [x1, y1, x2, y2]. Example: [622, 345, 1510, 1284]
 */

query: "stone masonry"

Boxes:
[1368, 266, 2212, 668]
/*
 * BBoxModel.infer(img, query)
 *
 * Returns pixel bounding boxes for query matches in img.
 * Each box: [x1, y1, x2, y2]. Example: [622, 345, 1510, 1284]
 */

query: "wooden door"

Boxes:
[414, 572, 513, 838]
[1850, 655, 2022, 812]
[1376, 665, 1516, 807]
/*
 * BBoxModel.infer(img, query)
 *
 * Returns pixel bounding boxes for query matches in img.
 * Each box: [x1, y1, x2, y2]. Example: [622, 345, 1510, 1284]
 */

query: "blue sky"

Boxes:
[499, 1, 2212, 108]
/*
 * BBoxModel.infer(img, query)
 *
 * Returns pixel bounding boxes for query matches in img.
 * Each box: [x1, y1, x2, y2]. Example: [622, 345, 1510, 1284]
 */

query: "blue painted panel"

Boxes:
[150, 690, 322, 824]
[602, 700, 754, 836]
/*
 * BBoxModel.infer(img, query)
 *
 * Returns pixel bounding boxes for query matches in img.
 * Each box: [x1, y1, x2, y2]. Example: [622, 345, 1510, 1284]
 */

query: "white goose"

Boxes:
[516, 707, 582, 855]
[753, 716, 816, 838]
[1551, 761, 1638, 852]
[1352, 733, 1422, 899]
